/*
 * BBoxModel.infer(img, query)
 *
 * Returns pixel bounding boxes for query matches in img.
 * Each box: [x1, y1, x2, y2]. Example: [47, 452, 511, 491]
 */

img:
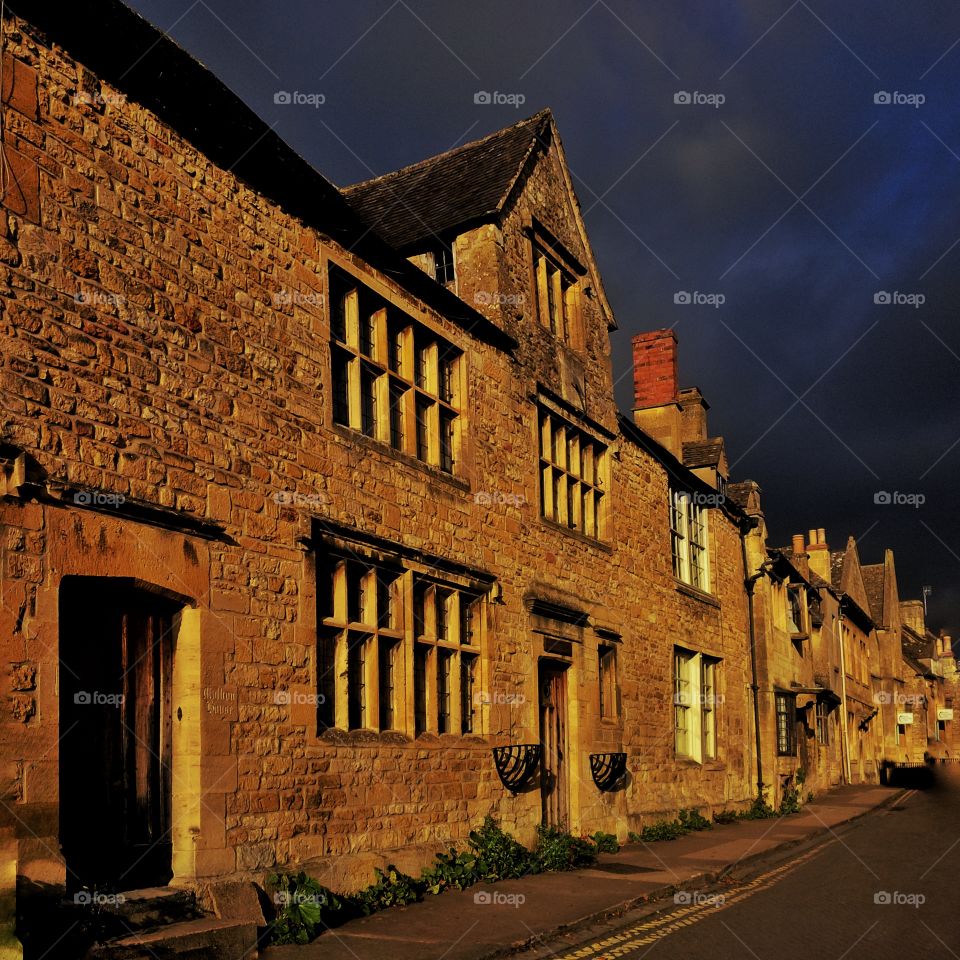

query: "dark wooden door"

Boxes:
[539, 660, 569, 828]
[60, 578, 176, 891]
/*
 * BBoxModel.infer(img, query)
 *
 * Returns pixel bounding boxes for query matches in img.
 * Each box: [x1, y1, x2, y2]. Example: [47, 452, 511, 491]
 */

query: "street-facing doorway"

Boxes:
[539, 659, 569, 827]
[59, 577, 178, 891]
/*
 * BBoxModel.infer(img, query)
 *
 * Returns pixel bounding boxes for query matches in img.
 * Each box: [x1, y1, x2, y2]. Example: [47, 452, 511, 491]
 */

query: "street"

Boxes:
[532, 777, 960, 960]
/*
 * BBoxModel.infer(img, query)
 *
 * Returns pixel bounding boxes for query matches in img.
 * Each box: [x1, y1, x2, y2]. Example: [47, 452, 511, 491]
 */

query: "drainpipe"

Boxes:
[837, 607, 851, 784]
[740, 523, 770, 799]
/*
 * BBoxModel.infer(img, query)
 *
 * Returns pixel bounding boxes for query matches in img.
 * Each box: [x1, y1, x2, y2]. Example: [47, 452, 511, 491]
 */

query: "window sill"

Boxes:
[674, 580, 720, 608]
[330, 423, 470, 493]
[312, 727, 489, 748]
[673, 755, 724, 769]
[539, 516, 613, 552]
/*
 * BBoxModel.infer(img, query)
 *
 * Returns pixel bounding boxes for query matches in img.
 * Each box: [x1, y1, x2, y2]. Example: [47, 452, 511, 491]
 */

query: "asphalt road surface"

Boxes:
[535, 776, 960, 960]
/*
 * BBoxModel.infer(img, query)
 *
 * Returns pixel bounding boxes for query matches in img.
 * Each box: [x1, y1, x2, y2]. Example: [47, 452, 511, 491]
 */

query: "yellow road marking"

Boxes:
[554, 840, 834, 960]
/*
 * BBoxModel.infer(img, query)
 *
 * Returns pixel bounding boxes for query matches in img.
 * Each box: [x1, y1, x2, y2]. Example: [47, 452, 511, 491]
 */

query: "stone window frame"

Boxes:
[815, 699, 831, 746]
[775, 692, 797, 756]
[317, 545, 486, 738]
[329, 264, 463, 476]
[430, 238, 457, 289]
[669, 489, 710, 593]
[786, 585, 804, 634]
[673, 646, 721, 762]
[412, 574, 482, 736]
[537, 405, 607, 540]
[701, 656, 718, 759]
[598, 642, 619, 720]
[528, 221, 585, 349]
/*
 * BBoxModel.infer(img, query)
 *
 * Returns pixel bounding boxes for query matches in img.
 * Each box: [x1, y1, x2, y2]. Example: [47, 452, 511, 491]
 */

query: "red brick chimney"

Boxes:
[631, 330, 685, 456]
[632, 329, 678, 408]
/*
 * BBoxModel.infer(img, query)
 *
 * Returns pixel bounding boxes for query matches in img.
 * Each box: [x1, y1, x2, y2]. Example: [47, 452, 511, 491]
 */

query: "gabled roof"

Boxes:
[902, 623, 936, 661]
[725, 479, 761, 514]
[343, 111, 553, 251]
[682, 438, 725, 469]
[343, 109, 617, 331]
[830, 537, 874, 628]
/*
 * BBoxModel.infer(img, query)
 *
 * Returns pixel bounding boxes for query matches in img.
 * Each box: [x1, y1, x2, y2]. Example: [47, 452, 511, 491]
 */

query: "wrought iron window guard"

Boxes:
[491, 744, 541, 792]
[589, 752, 627, 791]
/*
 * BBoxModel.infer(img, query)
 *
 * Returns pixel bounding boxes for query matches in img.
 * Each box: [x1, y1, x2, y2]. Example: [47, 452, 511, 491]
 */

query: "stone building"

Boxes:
[0, 2, 767, 952]
[896, 598, 957, 764]
[730, 490, 846, 808]
[0, 1, 957, 956]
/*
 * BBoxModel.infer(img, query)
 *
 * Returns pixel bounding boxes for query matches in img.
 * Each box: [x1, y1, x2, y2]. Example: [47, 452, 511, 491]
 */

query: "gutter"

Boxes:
[837, 608, 852, 783]
[740, 522, 771, 799]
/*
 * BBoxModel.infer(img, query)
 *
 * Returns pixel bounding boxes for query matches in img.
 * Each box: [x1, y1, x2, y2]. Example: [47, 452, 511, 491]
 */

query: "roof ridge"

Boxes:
[342, 109, 553, 193]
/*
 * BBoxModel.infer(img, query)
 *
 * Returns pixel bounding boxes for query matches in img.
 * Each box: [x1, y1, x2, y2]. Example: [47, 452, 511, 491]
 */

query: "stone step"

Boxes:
[90, 886, 199, 932]
[85, 918, 258, 960]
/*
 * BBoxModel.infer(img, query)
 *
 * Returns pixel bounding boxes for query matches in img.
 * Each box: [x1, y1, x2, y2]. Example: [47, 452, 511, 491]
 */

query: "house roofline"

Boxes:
[10, 0, 517, 354]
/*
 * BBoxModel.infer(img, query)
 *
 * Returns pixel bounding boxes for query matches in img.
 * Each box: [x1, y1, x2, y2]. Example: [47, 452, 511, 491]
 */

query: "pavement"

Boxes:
[262, 784, 903, 960]
[529, 773, 960, 959]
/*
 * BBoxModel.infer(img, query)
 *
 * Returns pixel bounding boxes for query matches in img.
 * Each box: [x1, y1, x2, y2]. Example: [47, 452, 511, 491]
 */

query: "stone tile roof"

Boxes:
[902, 651, 928, 676]
[682, 438, 724, 468]
[343, 111, 552, 250]
[808, 570, 833, 591]
[861, 563, 885, 626]
[724, 480, 755, 510]
[902, 624, 935, 661]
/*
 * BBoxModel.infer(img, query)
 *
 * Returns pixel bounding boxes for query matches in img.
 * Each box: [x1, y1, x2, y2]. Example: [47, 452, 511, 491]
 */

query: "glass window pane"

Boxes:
[332, 348, 350, 427]
[461, 654, 477, 734]
[414, 644, 428, 736]
[440, 410, 455, 474]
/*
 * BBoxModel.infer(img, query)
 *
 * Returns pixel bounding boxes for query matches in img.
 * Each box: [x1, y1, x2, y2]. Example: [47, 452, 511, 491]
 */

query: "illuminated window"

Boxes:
[414, 578, 481, 737]
[670, 490, 709, 591]
[674, 648, 721, 761]
[533, 242, 579, 345]
[538, 407, 606, 538]
[318, 554, 485, 737]
[776, 693, 796, 756]
[329, 266, 461, 474]
[319, 559, 403, 732]
[816, 700, 830, 745]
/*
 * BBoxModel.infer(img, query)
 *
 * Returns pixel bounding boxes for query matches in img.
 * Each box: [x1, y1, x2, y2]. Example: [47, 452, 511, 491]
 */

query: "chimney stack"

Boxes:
[678, 387, 709, 445]
[941, 635, 957, 680]
[806, 527, 830, 580]
[900, 600, 926, 636]
[792, 534, 805, 554]
[632, 329, 678, 408]
[631, 329, 683, 457]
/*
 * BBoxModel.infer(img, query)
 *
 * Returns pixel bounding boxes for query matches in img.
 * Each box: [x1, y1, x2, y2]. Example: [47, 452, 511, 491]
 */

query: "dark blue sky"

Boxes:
[126, 0, 960, 636]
